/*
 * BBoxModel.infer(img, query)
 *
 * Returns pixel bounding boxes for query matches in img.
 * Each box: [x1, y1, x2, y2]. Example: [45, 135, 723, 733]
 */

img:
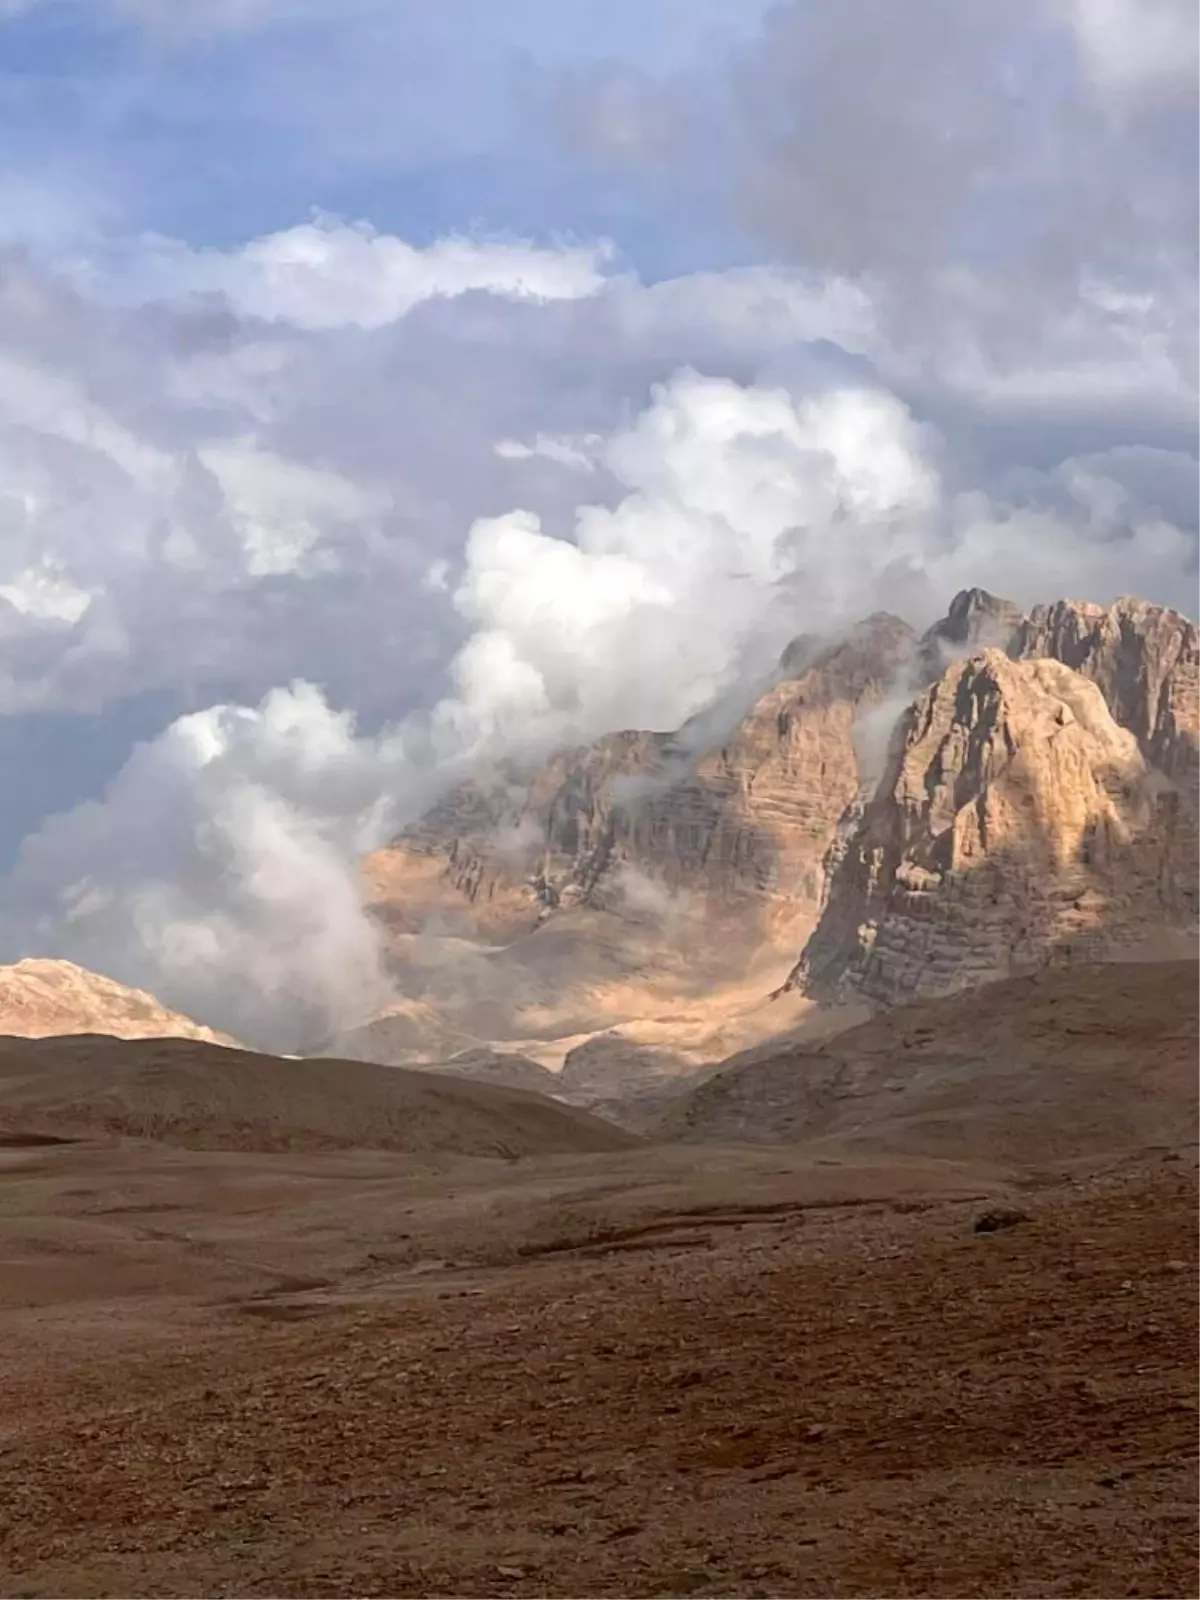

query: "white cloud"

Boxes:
[0, 682, 409, 1049]
[494, 432, 602, 470]
[196, 439, 389, 577]
[456, 376, 903, 747]
[91, 218, 614, 329]
[1065, 0, 1198, 103]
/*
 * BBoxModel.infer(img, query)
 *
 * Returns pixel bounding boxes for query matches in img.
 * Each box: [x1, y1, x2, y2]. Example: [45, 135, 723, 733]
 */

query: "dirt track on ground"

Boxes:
[0, 1150, 1195, 1598]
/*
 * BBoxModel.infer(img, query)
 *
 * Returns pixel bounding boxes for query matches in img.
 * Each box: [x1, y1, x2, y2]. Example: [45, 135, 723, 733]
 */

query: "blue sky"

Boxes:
[0, 0, 769, 269]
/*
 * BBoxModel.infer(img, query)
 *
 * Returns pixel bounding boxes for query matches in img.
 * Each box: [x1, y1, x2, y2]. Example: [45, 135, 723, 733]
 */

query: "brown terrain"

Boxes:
[652, 959, 1199, 1155]
[0, 1036, 632, 1158]
[0, 960, 1196, 1598]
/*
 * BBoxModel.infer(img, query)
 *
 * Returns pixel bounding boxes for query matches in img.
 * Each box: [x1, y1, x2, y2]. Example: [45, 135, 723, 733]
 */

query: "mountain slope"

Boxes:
[0, 960, 236, 1047]
[657, 959, 1198, 1166]
[783, 593, 1199, 1007]
[0, 1035, 636, 1156]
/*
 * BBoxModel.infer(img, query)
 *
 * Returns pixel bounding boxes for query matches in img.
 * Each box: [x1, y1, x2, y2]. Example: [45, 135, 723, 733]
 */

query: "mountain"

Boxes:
[0, 959, 236, 1047]
[654, 959, 1199, 1166]
[789, 597, 1198, 1006]
[352, 588, 1198, 1092]
[360, 612, 917, 1045]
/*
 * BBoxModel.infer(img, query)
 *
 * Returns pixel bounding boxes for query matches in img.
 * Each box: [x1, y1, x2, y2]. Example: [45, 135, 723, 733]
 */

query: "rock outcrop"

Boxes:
[790, 633, 1198, 1006]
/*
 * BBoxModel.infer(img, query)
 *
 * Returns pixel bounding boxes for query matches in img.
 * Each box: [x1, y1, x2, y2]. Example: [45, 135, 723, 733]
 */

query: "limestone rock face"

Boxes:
[1010, 596, 1199, 784]
[791, 648, 1198, 1005]
[365, 612, 918, 960]
[1014, 595, 1200, 949]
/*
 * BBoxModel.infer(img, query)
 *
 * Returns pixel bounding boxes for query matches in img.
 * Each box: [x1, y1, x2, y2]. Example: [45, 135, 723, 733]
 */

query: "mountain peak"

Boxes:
[919, 588, 1026, 673]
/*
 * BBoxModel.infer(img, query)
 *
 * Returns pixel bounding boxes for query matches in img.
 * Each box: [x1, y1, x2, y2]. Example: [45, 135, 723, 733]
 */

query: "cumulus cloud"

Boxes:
[0, 682, 407, 1049]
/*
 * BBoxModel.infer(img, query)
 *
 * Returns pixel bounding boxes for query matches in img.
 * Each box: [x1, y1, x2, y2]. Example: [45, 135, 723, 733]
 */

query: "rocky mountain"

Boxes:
[361, 612, 918, 1041]
[0, 960, 237, 1047]
[353, 587, 1197, 1080]
[789, 597, 1198, 1006]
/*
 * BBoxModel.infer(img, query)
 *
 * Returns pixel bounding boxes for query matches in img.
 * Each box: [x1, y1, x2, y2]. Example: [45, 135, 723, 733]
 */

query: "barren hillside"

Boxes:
[0, 1035, 636, 1157]
[658, 959, 1199, 1164]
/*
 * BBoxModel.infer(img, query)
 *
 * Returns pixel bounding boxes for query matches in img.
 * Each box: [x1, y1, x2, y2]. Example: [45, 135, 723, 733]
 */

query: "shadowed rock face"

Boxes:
[1010, 595, 1199, 785]
[917, 586, 1027, 679]
[793, 646, 1171, 998]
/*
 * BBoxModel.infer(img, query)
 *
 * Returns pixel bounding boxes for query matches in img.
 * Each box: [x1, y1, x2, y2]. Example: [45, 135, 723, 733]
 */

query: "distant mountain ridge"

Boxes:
[6, 589, 1193, 1110]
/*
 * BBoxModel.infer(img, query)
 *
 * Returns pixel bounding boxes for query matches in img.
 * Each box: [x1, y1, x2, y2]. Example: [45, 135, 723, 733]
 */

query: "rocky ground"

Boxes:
[0, 1142, 1194, 1598]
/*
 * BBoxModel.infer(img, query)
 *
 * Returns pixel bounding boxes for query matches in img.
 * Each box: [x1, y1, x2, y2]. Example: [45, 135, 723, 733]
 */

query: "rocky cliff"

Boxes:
[788, 595, 1198, 1005]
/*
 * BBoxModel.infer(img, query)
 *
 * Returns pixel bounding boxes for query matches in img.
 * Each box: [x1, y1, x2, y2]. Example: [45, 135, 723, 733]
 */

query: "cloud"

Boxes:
[0, 682, 408, 1049]
[1065, 0, 1199, 103]
[567, 0, 1196, 377]
[434, 374, 942, 758]
[92, 218, 614, 329]
[192, 439, 388, 577]
[0, 238, 935, 724]
[493, 433, 602, 471]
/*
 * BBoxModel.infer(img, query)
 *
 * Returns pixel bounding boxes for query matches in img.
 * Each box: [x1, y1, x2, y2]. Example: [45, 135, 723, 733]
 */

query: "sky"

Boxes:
[0, 0, 1196, 1046]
